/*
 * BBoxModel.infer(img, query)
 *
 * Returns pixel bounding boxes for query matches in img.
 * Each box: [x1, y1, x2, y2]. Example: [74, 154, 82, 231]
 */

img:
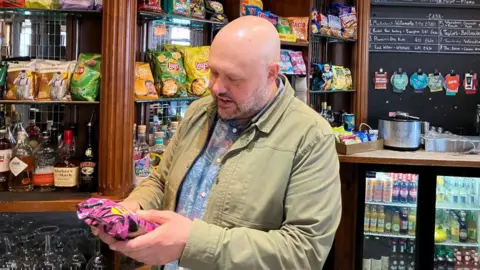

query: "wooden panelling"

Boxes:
[98, 0, 136, 197]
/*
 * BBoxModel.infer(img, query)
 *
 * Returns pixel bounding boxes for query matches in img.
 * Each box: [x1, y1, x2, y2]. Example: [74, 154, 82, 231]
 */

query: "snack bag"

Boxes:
[6, 61, 36, 100]
[340, 6, 357, 39]
[166, 0, 190, 17]
[0, 63, 8, 92]
[332, 65, 347, 90]
[35, 61, 74, 101]
[26, 0, 52, 8]
[268, 13, 279, 26]
[244, 5, 261, 16]
[138, 0, 163, 13]
[288, 51, 306, 75]
[163, 43, 188, 54]
[4, 0, 25, 7]
[280, 50, 294, 75]
[320, 62, 333, 90]
[241, 0, 262, 15]
[320, 14, 329, 35]
[191, 0, 206, 19]
[59, 0, 94, 9]
[184, 46, 210, 97]
[311, 8, 320, 34]
[95, 0, 101, 10]
[153, 51, 187, 97]
[277, 17, 296, 43]
[328, 15, 342, 37]
[77, 198, 159, 240]
[288, 17, 309, 42]
[206, 0, 223, 14]
[345, 67, 353, 90]
[135, 62, 158, 100]
[70, 53, 101, 102]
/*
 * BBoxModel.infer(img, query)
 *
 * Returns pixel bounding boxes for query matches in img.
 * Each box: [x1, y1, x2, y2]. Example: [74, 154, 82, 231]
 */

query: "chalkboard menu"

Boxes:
[373, 0, 480, 8]
[370, 17, 480, 54]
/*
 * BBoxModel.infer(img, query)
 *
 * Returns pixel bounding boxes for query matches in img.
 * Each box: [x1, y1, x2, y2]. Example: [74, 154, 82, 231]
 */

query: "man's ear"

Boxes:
[268, 62, 280, 84]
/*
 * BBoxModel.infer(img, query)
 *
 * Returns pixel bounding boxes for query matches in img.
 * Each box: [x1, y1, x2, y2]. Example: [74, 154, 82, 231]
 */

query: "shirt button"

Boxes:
[200, 192, 206, 198]
[232, 128, 238, 133]
[216, 158, 222, 163]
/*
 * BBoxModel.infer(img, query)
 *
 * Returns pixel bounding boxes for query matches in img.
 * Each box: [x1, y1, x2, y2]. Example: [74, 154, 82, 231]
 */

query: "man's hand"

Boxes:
[104, 210, 194, 266]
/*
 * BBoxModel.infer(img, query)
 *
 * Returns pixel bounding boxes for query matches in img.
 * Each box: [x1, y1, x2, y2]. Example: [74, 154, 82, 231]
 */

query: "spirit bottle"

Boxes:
[33, 134, 56, 192]
[149, 131, 165, 171]
[12, 113, 26, 143]
[8, 131, 33, 192]
[26, 109, 40, 151]
[0, 129, 11, 191]
[54, 130, 80, 191]
[80, 122, 96, 192]
[133, 125, 150, 186]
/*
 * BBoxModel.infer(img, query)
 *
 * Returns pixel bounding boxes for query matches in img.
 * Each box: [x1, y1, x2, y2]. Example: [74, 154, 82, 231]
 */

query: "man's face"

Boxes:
[208, 49, 273, 120]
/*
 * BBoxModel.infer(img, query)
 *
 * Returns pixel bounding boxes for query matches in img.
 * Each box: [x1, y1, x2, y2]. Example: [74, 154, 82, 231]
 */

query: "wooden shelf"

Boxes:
[135, 97, 200, 103]
[281, 41, 309, 47]
[0, 100, 99, 105]
[0, 7, 102, 15]
[312, 33, 357, 43]
[0, 192, 123, 212]
[339, 150, 480, 168]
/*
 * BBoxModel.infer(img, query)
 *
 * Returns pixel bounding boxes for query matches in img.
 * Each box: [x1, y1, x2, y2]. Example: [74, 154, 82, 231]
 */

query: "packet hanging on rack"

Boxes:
[444, 74, 460, 96]
[427, 73, 444, 92]
[391, 71, 408, 93]
[464, 72, 478, 95]
[410, 71, 428, 93]
[6, 61, 36, 100]
[77, 198, 159, 240]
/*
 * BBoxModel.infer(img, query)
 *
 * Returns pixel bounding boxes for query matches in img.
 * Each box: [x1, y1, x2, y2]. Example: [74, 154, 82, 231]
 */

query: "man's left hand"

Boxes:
[108, 210, 194, 266]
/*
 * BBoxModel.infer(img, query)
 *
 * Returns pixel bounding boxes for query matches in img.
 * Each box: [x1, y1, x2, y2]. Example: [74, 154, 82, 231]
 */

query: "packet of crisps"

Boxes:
[26, 0, 53, 8]
[288, 17, 309, 42]
[77, 198, 159, 240]
[35, 61, 74, 101]
[166, 0, 190, 17]
[153, 51, 187, 98]
[135, 62, 158, 100]
[332, 65, 347, 90]
[191, 0, 206, 19]
[6, 61, 36, 100]
[277, 17, 296, 43]
[70, 53, 101, 102]
[184, 46, 210, 97]
[4, 0, 25, 7]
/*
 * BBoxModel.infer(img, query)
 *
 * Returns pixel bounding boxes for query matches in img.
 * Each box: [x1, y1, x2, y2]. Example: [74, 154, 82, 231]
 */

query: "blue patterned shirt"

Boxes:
[165, 79, 284, 270]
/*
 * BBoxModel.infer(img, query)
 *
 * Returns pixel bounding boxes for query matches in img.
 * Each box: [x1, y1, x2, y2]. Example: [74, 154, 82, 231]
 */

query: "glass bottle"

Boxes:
[8, 131, 33, 192]
[150, 131, 165, 171]
[54, 130, 80, 191]
[12, 113, 26, 143]
[0, 129, 12, 192]
[5, 116, 15, 145]
[80, 122, 96, 192]
[134, 125, 151, 186]
[26, 109, 40, 151]
[50, 127, 59, 148]
[33, 134, 57, 192]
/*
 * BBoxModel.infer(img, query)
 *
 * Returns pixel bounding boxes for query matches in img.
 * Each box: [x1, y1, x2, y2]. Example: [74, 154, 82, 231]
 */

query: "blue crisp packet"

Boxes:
[354, 131, 369, 143]
[280, 50, 294, 75]
[245, 5, 261, 16]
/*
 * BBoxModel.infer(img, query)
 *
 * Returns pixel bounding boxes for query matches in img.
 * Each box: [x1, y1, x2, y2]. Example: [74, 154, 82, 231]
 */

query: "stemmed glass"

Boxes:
[64, 229, 87, 270]
[0, 228, 22, 269]
[17, 233, 37, 269]
[33, 226, 63, 270]
[86, 238, 110, 270]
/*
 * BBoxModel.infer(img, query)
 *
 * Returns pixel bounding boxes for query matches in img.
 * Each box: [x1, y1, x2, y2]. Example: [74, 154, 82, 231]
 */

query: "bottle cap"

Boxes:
[138, 125, 147, 133]
[154, 132, 164, 138]
[64, 130, 73, 143]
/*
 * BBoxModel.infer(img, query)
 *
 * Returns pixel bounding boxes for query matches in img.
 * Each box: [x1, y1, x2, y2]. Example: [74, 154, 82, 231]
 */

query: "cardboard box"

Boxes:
[336, 139, 384, 155]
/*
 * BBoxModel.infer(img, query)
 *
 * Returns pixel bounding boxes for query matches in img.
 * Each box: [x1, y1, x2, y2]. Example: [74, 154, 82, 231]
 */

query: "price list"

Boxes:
[370, 18, 480, 54]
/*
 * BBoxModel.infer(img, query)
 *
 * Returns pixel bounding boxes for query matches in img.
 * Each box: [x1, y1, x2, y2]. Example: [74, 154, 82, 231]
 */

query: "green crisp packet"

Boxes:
[153, 51, 187, 98]
[166, 0, 191, 17]
[70, 53, 101, 102]
[0, 62, 8, 90]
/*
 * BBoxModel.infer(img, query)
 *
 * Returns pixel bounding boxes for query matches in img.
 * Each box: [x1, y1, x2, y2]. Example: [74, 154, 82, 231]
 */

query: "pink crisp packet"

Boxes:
[59, 0, 94, 10]
[77, 198, 159, 240]
[288, 51, 307, 75]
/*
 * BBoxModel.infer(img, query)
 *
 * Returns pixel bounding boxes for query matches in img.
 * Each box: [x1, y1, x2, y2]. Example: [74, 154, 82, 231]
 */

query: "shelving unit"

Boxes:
[0, 7, 102, 15]
[0, 100, 99, 105]
[435, 241, 480, 248]
[364, 232, 416, 239]
[312, 33, 357, 43]
[436, 203, 480, 211]
[280, 41, 310, 47]
[135, 97, 200, 104]
[366, 201, 417, 208]
[138, 11, 227, 26]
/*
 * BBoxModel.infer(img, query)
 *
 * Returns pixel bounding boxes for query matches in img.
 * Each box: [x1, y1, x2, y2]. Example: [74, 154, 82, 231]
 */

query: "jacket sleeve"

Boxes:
[179, 129, 342, 270]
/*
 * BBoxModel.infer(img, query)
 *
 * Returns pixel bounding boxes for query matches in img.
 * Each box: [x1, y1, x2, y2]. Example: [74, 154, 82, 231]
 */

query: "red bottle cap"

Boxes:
[64, 130, 73, 144]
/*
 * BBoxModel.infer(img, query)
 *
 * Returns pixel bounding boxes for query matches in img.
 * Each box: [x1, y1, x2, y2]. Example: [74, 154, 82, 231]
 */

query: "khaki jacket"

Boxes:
[126, 77, 342, 270]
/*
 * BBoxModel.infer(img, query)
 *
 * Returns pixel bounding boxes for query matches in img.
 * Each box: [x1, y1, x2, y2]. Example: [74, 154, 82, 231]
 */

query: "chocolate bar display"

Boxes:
[77, 198, 158, 240]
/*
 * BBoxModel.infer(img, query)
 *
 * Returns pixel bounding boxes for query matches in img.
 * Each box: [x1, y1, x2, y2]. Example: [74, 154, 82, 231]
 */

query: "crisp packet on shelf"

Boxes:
[59, 0, 94, 10]
[77, 198, 159, 240]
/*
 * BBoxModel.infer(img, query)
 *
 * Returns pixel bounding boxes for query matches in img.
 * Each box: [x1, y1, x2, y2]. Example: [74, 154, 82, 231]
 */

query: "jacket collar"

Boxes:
[205, 74, 295, 134]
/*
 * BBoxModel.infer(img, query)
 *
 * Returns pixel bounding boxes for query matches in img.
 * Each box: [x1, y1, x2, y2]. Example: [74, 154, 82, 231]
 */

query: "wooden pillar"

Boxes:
[352, 0, 371, 127]
[98, 0, 136, 197]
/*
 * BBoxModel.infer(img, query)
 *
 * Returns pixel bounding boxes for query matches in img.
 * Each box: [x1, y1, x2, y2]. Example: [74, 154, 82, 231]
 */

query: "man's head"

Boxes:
[209, 16, 281, 121]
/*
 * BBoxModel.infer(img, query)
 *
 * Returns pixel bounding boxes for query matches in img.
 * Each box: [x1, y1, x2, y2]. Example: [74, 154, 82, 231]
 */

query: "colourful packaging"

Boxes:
[244, 5, 261, 16]
[138, 0, 163, 13]
[35, 61, 74, 101]
[311, 8, 321, 34]
[6, 61, 36, 100]
[59, 0, 94, 9]
[241, 0, 262, 15]
[166, 0, 190, 17]
[191, 0, 206, 19]
[77, 198, 159, 240]
[328, 15, 342, 37]
[95, 0, 101, 10]
[288, 51, 306, 75]
[70, 53, 101, 102]
[320, 62, 333, 90]
[268, 13, 279, 26]
[288, 17, 309, 42]
[277, 17, 296, 43]
[26, 0, 53, 8]
[280, 50, 294, 75]
[340, 6, 357, 39]
[320, 13, 329, 35]
[332, 65, 347, 90]
[4, 0, 25, 7]
[135, 62, 158, 100]
[0, 63, 8, 92]
[183, 46, 210, 97]
[153, 51, 187, 97]
[206, 0, 223, 14]
[345, 67, 353, 90]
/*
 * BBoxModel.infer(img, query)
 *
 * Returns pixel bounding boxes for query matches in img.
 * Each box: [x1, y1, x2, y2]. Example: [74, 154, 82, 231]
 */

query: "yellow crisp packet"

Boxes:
[184, 46, 210, 97]
[35, 61, 74, 101]
[6, 61, 36, 100]
[332, 65, 348, 90]
[135, 62, 158, 100]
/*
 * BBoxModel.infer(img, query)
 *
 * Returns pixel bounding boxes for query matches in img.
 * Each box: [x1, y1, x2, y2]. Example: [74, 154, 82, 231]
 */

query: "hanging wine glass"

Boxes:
[33, 225, 62, 270]
[0, 229, 22, 270]
[64, 229, 87, 270]
[17, 233, 37, 270]
[86, 238, 110, 270]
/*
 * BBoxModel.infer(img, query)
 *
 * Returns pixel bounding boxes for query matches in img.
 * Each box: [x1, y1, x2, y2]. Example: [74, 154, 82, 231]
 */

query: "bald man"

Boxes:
[98, 16, 341, 270]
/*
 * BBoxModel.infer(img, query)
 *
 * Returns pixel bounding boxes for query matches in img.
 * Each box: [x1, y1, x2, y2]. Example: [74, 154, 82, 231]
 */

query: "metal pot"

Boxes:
[378, 112, 422, 151]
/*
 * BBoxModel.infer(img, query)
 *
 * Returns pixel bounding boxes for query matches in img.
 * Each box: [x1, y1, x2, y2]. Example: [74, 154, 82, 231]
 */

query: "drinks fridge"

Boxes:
[362, 172, 419, 270]
[433, 176, 480, 269]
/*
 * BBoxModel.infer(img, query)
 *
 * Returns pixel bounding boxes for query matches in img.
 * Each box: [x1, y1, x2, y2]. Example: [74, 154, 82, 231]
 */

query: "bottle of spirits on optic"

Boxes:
[33, 134, 57, 192]
[12, 113, 26, 143]
[133, 125, 150, 186]
[54, 130, 80, 191]
[8, 131, 33, 192]
[80, 122, 96, 192]
[0, 129, 12, 192]
[5, 116, 15, 145]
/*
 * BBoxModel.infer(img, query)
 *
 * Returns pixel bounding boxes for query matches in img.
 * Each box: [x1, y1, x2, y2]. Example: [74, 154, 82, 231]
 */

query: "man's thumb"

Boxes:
[136, 210, 173, 225]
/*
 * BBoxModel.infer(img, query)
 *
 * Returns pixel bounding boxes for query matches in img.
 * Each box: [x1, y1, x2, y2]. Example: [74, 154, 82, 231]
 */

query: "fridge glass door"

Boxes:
[363, 172, 419, 270]
[433, 176, 480, 269]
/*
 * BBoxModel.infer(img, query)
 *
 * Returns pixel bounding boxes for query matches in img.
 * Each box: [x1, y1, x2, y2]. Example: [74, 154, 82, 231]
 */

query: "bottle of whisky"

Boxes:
[8, 131, 33, 192]
[33, 134, 57, 192]
[0, 129, 12, 192]
[26, 108, 40, 151]
[54, 130, 80, 191]
[80, 122, 96, 192]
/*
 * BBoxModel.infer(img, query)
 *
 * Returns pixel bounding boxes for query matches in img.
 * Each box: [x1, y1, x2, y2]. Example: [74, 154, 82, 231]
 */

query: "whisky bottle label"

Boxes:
[9, 157, 27, 176]
[33, 172, 55, 186]
[0, 149, 12, 172]
[54, 167, 80, 187]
